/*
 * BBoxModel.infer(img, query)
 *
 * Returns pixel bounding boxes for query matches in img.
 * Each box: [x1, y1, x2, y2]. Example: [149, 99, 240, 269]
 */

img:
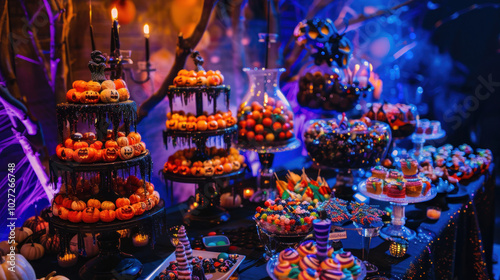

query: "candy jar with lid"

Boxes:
[236, 68, 300, 195]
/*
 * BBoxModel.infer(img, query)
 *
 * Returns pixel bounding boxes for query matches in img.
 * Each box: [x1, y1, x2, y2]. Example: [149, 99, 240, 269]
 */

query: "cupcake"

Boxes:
[370, 166, 387, 179]
[335, 252, 355, 270]
[320, 269, 346, 280]
[299, 254, 320, 271]
[386, 181, 406, 198]
[274, 261, 292, 280]
[366, 177, 383, 195]
[387, 169, 403, 180]
[320, 258, 342, 270]
[279, 248, 301, 265]
[400, 158, 418, 177]
[405, 179, 423, 197]
[299, 268, 320, 280]
[297, 240, 317, 257]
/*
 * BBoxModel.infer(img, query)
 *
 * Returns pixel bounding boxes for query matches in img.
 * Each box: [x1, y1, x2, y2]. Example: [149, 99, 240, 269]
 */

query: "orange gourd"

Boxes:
[58, 207, 69, 220]
[68, 211, 82, 223]
[62, 198, 73, 209]
[116, 198, 130, 208]
[132, 202, 146, 216]
[82, 207, 100, 223]
[129, 194, 141, 204]
[71, 200, 86, 211]
[99, 210, 116, 222]
[101, 201, 116, 210]
[116, 205, 135, 220]
[87, 199, 101, 209]
[72, 80, 88, 92]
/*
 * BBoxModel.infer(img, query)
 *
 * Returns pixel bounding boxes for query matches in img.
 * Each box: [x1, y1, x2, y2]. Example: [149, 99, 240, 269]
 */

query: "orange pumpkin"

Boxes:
[62, 198, 73, 209]
[82, 207, 100, 223]
[82, 90, 100, 104]
[129, 194, 141, 204]
[87, 199, 101, 209]
[102, 148, 118, 162]
[105, 140, 119, 149]
[64, 138, 74, 149]
[73, 147, 97, 163]
[116, 205, 135, 220]
[100, 210, 116, 222]
[66, 89, 79, 103]
[132, 202, 146, 216]
[146, 182, 154, 194]
[114, 79, 127, 90]
[128, 132, 142, 143]
[119, 146, 134, 160]
[72, 80, 88, 92]
[71, 200, 86, 211]
[132, 144, 142, 157]
[58, 207, 69, 220]
[101, 201, 115, 210]
[54, 194, 65, 205]
[57, 148, 74, 161]
[93, 149, 103, 162]
[117, 137, 129, 147]
[73, 140, 89, 150]
[116, 198, 130, 208]
[101, 80, 116, 90]
[68, 211, 82, 223]
[90, 140, 103, 150]
[87, 81, 101, 92]
[117, 88, 130, 101]
[144, 198, 155, 210]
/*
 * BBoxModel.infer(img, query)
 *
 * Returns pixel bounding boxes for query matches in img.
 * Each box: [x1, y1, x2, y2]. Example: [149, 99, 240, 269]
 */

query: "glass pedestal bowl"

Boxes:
[256, 225, 311, 260]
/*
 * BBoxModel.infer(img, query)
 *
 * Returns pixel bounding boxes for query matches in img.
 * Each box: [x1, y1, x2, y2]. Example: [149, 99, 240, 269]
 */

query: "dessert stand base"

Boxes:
[184, 205, 230, 225]
[79, 232, 143, 280]
[379, 224, 416, 241]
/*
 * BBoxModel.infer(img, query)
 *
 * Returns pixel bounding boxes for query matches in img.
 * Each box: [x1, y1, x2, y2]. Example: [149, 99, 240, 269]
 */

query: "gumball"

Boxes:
[252, 111, 262, 120]
[265, 133, 275, 142]
[282, 123, 291, 131]
[273, 108, 282, 114]
[239, 129, 248, 138]
[223, 163, 233, 173]
[263, 110, 273, 119]
[262, 118, 273, 127]
[246, 119, 256, 130]
[286, 131, 294, 139]
[255, 134, 264, 142]
[255, 124, 264, 134]
[278, 132, 286, 140]
[238, 120, 247, 129]
[247, 131, 255, 141]
[273, 122, 282, 131]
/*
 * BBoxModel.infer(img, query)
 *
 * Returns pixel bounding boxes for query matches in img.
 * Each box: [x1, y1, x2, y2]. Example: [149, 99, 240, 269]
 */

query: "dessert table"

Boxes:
[30, 158, 494, 280]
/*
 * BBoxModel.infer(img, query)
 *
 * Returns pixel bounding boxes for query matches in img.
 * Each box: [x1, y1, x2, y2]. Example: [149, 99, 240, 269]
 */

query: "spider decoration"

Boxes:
[88, 50, 107, 83]
[294, 18, 352, 68]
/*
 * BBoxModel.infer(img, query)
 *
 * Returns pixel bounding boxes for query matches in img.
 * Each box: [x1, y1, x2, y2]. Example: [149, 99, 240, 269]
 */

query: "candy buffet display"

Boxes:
[363, 103, 417, 138]
[303, 115, 392, 169]
[47, 50, 165, 279]
[275, 170, 332, 203]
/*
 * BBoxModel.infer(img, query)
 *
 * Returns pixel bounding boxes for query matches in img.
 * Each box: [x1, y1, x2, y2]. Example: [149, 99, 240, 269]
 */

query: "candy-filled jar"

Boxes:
[237, 68, 296, 148]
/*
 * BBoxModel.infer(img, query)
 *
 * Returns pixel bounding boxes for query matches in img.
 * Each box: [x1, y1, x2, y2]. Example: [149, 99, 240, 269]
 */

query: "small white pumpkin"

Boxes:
[0, 254, 36, 280]
[0, 240, 17, 256]
[14, 227, 33, 243]
[39, 271, 71, 280]
[20, 243, 44, 261]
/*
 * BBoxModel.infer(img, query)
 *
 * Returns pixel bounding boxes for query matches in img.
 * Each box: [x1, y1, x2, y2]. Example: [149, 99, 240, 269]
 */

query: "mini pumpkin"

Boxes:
[185, 77, 197, 87]
[22, 216, 48, 234]
[105, 140, 118, 149]
[20, 242, 44, 261]
[100, 89, 120, 103]
[82, 207, 100, 223]
[81, 91, 100, 104]
[58, 207, 69, 220]
[117, 88, 130, 101]
[67, 211, 82, 223]
[178, 122, 188, 131]
[87, 199, 101, 209]
[208, 120, 218, 130]
[179, 166, 190, 175]
[66, 89, 79, 103]
[186, 122, 197, 131]
[114, 79, 127, 90]
[166, 119, 178, 130]
[128, 132, 142, 143]
[196, 76, 207, 86]
[132, 144, 142, 156]
[73, 147, 97, 163]
[40, 233, 60, 254]
[56, 148, 73, 161]
[205, 166, 214, 176]
[71, 200, 86, 211]
[54, 194, 65, 205]
[119, 146, 134, 160]
[100, 209, 116, 222]
[132, 202, 147, 216]
[116, 197, 130, 208]
[62, 197, 73, 209]
[90, 140, 103, 150]
[174, 76, 186, 86]
[117, 137, 129, 147]
[116, 205, 135, 220]
[72, 80, 88, 92]
[102, 148, 118, 162]
[100, 80, 116, 90]
[87, 80, 101, 92]
[101, 201, 116, 210]
[215, 165, 224, 175]
[226, 117, 237, 127]
[14, 227, 32, 243]
[129, 194, 141, 204]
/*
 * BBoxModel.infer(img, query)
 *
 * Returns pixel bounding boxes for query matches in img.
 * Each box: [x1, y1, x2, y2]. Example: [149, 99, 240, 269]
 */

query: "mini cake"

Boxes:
[366, 177, 383, 195]
[279, 248, 300, 265]
[400, 158, 418, 177]
[371, 166, 387, 179]
[388, 169, 403, 181]
[274, 261, 292, 279]
[299, 254, 320, 271]
[299, 268, 320, 280]
[297, 240, 317, 257]
[386, 181, 406, 198]
[320, 258, 342, 270]
[405, 179, 423, 197]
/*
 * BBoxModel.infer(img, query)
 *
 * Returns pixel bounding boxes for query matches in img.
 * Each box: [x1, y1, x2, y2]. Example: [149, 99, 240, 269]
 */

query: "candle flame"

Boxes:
[144, 24, 150, 37]
[245, 189, 251, 194]
[111, 7, 118, 21]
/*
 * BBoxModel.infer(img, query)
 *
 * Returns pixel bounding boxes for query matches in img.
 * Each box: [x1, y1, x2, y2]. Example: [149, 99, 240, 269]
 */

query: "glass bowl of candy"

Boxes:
[303, 116, 392, 169]
[237, 68, 296, 147]
[254, 199, 318, 258]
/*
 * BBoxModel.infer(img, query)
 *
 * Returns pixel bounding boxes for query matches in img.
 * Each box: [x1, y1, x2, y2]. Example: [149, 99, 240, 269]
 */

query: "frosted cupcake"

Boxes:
[299, 254, 320, 271]
[297, 240, 317, 257]
[274, 261, 292, 280]
[320, 258, 342, 270]
[299, 268, 320, 280]
[279, 248, 301, 265]
[370, 166, 387, 179]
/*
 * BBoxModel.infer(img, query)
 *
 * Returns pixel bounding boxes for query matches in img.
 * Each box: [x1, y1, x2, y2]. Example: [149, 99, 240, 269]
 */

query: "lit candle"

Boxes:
[143, 24, 150, 63]
[243, 188, 254, 199]
[133, 233, 149, 247]
[58, 253, 78, 267]
[111, 7, 120, 54]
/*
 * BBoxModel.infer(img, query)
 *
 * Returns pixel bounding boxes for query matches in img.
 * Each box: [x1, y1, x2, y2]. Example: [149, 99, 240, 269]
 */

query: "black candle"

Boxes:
[114, 20, 120, 51]
[144, 24, 150, 63]
[90, 25, 96, 51]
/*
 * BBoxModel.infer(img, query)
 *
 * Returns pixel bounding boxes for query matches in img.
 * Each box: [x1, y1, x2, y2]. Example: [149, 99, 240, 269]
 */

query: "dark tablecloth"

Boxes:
[31, 160, 495, 280]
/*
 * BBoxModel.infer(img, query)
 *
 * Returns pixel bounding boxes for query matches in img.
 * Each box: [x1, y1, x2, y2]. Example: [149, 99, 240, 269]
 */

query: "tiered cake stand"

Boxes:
[358, 181, 436, 240]
[163, 84, 246, 225]
[49, 99, 165, 279]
